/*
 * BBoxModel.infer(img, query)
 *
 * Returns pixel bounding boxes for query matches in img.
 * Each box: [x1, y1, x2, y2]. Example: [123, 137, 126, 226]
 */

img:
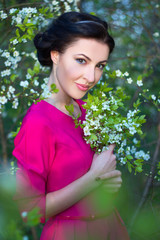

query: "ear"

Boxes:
[50, 51, 59, 65]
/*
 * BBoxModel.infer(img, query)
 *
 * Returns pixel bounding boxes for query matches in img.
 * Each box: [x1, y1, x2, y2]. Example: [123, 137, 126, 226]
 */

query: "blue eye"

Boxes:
[97, 63, 105, 70]
[76, 58, 86, 64]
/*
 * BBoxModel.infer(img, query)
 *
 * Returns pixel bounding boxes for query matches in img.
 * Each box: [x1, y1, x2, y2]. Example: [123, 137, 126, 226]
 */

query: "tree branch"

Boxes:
[129, 113, 160, 230]
[0, 114, 8, 167]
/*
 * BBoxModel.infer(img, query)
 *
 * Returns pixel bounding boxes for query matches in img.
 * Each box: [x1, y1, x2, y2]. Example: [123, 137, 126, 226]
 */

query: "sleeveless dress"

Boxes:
[13, 99, 130, 240]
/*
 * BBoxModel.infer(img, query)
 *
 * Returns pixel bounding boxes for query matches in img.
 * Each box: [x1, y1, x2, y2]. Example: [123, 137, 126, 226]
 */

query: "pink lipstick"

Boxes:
[76, 83, 89, 91]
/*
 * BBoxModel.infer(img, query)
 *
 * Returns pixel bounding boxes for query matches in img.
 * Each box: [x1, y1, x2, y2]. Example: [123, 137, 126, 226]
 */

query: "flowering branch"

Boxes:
[129, 114, 160, 230]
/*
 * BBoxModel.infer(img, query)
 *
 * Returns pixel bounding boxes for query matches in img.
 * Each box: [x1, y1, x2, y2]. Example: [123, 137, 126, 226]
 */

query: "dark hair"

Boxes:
[34, 12, 115, 67]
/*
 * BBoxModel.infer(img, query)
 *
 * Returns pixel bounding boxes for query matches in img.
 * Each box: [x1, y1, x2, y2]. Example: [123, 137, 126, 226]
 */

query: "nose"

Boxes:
[84, 66, 95, 83]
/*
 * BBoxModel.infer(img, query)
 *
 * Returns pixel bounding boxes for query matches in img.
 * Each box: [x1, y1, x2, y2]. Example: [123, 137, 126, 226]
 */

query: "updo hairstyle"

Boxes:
[34, 12, 115, 67]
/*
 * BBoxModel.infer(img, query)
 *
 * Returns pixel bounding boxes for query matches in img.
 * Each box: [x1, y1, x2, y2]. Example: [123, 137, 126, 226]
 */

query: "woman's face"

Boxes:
[51, 38, 110, 100]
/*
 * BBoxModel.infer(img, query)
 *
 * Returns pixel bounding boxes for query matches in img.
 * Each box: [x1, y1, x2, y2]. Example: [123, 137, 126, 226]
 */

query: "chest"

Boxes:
[46, 121, 94, 191]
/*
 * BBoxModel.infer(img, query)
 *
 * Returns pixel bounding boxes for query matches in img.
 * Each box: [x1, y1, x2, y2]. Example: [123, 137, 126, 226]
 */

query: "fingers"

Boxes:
[104, 177, 122, 184]
[102, 186, 121, 193]
[99, 170, 121, 180]
[108, 144, 116, 153]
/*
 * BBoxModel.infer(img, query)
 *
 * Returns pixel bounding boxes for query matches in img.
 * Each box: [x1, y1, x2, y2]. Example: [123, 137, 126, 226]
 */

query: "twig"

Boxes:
[31, 227, 38, 240]
[0, 114, 8, 166]
[129, 113, 160, 230]
[1, 2, 44, 11]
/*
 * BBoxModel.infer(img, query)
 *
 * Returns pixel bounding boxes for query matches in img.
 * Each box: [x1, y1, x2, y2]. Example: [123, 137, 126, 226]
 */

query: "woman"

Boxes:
[13, 12, 130, 240]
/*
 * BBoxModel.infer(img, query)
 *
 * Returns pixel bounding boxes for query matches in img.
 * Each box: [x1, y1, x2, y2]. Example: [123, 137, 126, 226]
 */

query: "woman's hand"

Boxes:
[89, 144, 117, 179]
[100, 170, 122, 193]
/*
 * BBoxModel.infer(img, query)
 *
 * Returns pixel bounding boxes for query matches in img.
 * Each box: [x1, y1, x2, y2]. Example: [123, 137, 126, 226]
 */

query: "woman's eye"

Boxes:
[76, 58, 86, 64]
[97, 63, 105, 70]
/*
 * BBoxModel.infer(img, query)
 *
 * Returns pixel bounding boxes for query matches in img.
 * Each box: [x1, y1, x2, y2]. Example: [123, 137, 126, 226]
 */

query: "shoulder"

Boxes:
[16, 100, 57, 141]
[22, 100, 56, 128]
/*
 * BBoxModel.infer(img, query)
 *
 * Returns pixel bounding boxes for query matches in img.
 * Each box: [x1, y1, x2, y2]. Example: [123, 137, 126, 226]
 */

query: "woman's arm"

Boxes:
[46, 144, 121, 218]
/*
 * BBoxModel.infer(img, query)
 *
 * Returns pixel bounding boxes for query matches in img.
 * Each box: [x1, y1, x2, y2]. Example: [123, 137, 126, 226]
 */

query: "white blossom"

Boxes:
[127, 77, 133, 84]
[153, 32, 159, 37]
[131, 146, 136, 154]
[90, 105, 98, 111]
[1, 85, 6, 91]
[7, 91, 11, 99]
[12, 39, 18, 45]
[137, 79, 143, 86]
[102, 102, 110, 110]
[105, 65, 110, 71]
[123, 72, 129, 77]
[133, 138, 138, 144]
[119, 157, 126, 164]
[129, 126, 136, 135]
[1, 69, 11, 77]
[22, 38, 27, 43]
[13, 51, 19, 57]
[34, 79, 39, 86]
[43, 77, 49, 84]
[15, 16, 22, 24]
[0, 96, 7, 104]
[83, 125, 91, 136]
[4, 60, 11, 67]
[0, 11, 7, 19]
[9, 8, 18, 14]
[127, 110, 137, 118]
[30, 89, 36, 93]
[12, 98, 19, 109]
[151, 95, 156, 100]
[115, 69, 122, 77]
[135, 150, 150, 161]
[26, 73, 31, 79]
[2, 51, 10, 58]
[20, 80, 29, 88]
[9, 86, 15, 94]
[41, 85, 52, 98]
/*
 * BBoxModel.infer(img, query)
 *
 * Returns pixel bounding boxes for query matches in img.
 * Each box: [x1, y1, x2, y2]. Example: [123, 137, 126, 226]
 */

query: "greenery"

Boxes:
[0, 0, 160, 239]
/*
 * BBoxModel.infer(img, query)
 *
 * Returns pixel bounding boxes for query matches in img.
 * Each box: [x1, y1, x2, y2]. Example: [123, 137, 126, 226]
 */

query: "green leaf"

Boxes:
[27, 207, 42, 227]
[10, 74, 18, 81]
[65, 104, 74, 116]
[90, 134, 98, 141]
[126, 155, 133, 160]
[50, 83, 59, 93]
[137, 75, 142, 80]
[16, 29, 20, 38]
[127, 162, 132, 173]
[27, 28, 33, 36]
[28, 68, 34, 77]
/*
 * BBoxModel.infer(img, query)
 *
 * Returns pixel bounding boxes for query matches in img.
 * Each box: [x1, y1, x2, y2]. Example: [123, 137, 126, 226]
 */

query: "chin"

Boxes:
[72, 92, 88, 100]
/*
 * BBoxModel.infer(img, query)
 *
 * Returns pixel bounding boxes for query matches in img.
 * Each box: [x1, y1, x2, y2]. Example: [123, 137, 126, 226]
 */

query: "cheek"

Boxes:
[63, 64, 82, 80]
[95, 71, 103, 83]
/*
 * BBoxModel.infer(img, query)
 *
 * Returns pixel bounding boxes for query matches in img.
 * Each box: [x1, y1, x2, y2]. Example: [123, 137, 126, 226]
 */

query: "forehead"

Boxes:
[64, 38, 110, 61]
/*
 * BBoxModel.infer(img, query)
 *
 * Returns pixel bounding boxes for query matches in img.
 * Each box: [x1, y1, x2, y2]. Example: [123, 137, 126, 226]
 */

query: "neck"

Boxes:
[47, 69, 72, 107]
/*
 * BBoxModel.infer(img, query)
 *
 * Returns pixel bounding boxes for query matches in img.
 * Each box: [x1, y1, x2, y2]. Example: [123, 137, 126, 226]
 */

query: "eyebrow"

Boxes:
[74, 54, 108, 63]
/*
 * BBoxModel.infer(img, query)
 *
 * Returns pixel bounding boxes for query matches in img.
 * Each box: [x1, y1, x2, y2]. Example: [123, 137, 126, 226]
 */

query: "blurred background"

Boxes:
[0, 0, 160, 239]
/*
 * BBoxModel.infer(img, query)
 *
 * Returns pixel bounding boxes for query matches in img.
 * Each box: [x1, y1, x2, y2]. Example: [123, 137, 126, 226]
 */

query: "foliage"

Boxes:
[0, 0, 160, 239]
[81, 0, 160, 239]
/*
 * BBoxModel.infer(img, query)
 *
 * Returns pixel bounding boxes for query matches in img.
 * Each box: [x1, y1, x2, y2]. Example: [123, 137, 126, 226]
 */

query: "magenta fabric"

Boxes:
[13, 99, 130, 239]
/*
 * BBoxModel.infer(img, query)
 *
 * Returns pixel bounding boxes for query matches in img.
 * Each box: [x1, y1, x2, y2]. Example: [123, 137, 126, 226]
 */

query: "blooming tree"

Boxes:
[0, 0, 160, 239]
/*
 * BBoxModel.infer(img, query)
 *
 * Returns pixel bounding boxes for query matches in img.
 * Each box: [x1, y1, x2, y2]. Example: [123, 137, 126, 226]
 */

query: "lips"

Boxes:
[75, 83, 89, 91]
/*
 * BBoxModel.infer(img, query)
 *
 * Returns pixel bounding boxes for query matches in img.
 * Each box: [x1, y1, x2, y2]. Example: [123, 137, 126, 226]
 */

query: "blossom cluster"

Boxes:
[0, 1, 79, 114]
[104, 67, 160, 109]
[75, 83, 150, 173]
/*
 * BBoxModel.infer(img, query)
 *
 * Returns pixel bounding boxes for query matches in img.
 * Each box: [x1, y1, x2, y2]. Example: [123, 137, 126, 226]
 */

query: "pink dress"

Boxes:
[13, 99, 130, 240]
